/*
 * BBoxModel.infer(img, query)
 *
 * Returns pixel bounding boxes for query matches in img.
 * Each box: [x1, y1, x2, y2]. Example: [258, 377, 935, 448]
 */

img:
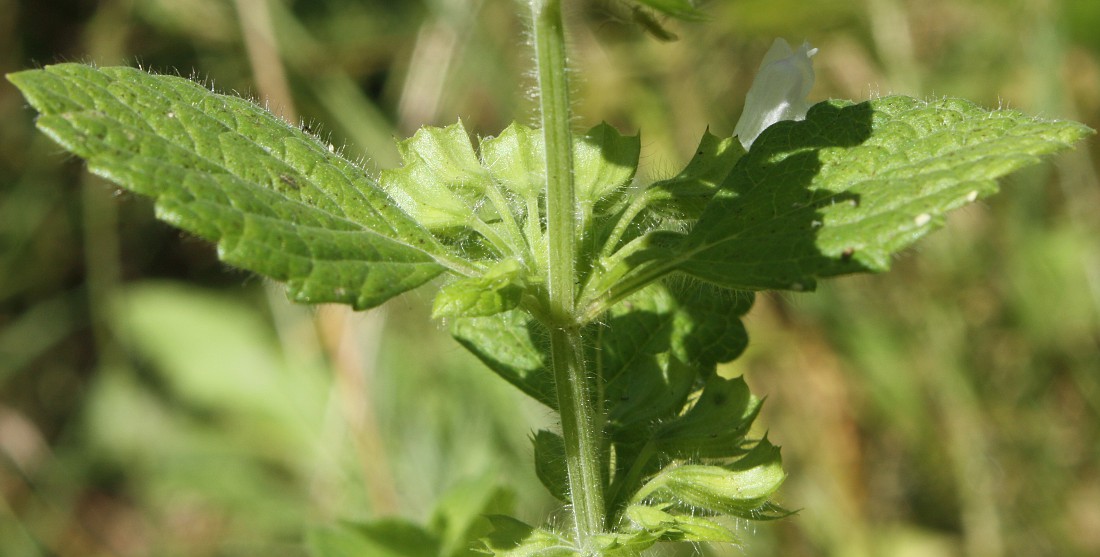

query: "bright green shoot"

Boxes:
[7, 0, 1091, 555]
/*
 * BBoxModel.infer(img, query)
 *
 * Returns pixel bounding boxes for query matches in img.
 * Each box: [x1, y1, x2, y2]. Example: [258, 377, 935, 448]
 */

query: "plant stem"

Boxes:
[531, 0, 607, 545]
[548, 327, 606, 542]
[533, 0, 575, 323]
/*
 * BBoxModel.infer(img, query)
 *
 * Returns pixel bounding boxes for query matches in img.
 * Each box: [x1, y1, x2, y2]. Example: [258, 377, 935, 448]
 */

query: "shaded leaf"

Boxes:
[532, 430, 570, 503]
[601, 283, 752, 434]
[574, 122, 641, 213]
[643, 130, 745, 220]
[652, 375, 761, 459]
[676, 96, 1093, 291]
[609, 96, 1091, 300]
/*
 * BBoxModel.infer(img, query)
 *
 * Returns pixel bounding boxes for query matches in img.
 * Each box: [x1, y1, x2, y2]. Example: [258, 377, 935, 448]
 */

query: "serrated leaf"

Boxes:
[652, 375, 761, 459]
[632, 438, 786, 519]
[453, 281, 751, 418]
[382, 121, 499, 231]
[307, 520, 441, 557]
[612, 96, 1091, 297]
[8, 64, 459, 309]
[675, 96, 1094, 291]
[480, 122, 545, 201]
[433, 259, 527, 319]
[643, 130, 745, 220]
[574, 122, 641, 213]
[601, 283, 752, 432]
[665, 284, 753, 369]
[451, 310, 556, 408]
[532, 430, 570, 503]
[480, 516, 577, 557]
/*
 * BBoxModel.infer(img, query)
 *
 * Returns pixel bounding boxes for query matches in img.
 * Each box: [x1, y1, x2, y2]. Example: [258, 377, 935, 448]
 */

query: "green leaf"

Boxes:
[531, 430, 570, 503]
[480, 122, 545, 201]
[601, 283, 752, 429]
[453, 281, 752, 418]
[433, 259, 527, 319]
[652, 375, 761, 459]
[8, 64, 459, 309]
[620, 96, 1092, 294]
[307, 520, 441, 557]
[480, 516, 576, 557]
[643, 130, 745, 220]
[381, 121, 498, 231]
[574, 122, 641, 214]
[430, 475, 515, 557]
[632, 438, 787, 519]
[622, 504, 739, 543]
[451, 310, 556, 409]
[590, 531, 660, 556]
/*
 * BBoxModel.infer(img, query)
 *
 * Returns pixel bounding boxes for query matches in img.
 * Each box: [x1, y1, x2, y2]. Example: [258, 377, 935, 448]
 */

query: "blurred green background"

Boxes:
[1, 0, 1098, 556]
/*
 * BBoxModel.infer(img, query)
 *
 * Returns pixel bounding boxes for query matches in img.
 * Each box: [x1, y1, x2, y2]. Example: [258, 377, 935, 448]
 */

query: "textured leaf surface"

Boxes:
[600, 284, 752, 437]
[574, 122, 640, 213]
[451, 310, 555, 408]
[652, 375, 761, 459]
[632, 438, 786, 519]
[381, 121, 497, 230]
[452, 282, 751, 414]
[622, 504, 739, 543]
[8, 64, 456, 309]
[625, 96, 1091, 293]
[643, 130, 745, 220]
[481, 122, 545, 200]
[433, 259, 526, 319]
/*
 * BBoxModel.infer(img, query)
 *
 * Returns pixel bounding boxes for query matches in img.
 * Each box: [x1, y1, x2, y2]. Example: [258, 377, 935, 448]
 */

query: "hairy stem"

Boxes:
[532, 0, 607, 545]
[534, 0, 576, 323]
[549, 326, 606, 542]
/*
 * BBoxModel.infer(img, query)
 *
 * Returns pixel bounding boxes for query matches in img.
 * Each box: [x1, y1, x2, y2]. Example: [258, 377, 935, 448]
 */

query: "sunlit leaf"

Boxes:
[8, 64, 457, 309]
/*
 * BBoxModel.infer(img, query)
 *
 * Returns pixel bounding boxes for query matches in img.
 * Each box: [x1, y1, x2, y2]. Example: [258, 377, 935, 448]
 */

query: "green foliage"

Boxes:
[676, 97, 1092, 291]
[308, 476, 512, 557]
[581, 97, 1092, 314]
[7, 23, 1090, 555]
[6, 64, 452, 310]
[433, 259, 527, 319]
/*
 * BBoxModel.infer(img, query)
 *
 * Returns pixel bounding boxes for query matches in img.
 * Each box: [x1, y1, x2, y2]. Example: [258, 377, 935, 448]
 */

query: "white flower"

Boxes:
[734, 38, 818, 150]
